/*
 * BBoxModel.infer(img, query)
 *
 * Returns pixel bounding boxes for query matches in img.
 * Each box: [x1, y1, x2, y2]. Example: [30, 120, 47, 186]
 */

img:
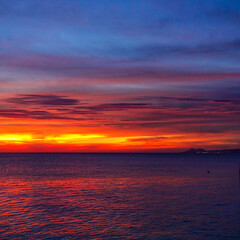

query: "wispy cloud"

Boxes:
[7, 94, 79, 106]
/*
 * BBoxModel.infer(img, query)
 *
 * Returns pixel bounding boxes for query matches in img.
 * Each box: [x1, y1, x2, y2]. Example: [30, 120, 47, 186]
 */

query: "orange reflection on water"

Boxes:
[0, 174, 204, 238]
[0, 153, 239, 239]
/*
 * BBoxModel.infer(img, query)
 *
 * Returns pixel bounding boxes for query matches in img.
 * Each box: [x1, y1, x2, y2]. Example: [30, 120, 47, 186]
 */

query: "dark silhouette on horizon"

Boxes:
[182, 148, 240, 154]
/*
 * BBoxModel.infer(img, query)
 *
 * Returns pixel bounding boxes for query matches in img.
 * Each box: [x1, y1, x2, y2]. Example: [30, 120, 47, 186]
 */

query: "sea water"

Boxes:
[0, 153, 239, 239]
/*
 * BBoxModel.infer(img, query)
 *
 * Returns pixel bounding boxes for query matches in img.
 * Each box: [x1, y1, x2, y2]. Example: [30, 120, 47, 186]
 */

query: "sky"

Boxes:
[0, 0, 240, 152]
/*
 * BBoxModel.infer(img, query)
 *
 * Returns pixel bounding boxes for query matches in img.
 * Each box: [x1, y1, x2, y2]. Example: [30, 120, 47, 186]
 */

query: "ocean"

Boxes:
[0, 153, 239, 239]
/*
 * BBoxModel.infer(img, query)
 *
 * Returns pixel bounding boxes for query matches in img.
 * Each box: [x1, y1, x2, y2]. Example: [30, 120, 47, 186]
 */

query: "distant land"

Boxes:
[0, 149, 239, 154]
[183, 148, 240, 154]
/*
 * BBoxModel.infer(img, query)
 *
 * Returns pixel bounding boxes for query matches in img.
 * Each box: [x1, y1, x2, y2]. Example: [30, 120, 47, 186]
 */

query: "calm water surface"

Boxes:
[0, 153, 239, 239]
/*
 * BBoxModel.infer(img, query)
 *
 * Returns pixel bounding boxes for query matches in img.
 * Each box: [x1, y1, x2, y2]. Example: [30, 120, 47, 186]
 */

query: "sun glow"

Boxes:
[45, 134, 105, 144]
[0, 133, 107, 144]
[0, 131, 238, 152]
[0, 134, 32, 143]
[0, 132, 183, 148]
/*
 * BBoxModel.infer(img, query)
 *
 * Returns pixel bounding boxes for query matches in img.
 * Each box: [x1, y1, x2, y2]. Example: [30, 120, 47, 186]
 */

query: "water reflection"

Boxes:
[0, 153, 239, 239]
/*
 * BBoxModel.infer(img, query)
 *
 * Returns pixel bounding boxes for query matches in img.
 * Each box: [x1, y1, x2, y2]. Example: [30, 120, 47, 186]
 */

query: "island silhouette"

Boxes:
[183, 148, 240, 154]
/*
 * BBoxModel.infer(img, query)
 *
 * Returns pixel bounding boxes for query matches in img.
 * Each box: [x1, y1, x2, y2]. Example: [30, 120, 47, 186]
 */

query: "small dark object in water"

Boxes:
[207, 170, 210, 173]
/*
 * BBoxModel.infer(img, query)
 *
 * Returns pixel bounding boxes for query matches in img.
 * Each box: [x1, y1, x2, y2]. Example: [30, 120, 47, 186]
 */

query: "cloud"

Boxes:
[134, 96, 240, 105]
[106, 39, 240, 61]
[0, 109, 76, 120]
[179, 123, 240, 133]
[6, 94, 79, 106]
[1, 51, 240, 83]
[88, 103, 151, 111]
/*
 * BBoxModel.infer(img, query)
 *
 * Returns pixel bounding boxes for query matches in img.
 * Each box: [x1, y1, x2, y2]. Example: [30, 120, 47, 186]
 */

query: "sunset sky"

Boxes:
[0, 0, 240, 152]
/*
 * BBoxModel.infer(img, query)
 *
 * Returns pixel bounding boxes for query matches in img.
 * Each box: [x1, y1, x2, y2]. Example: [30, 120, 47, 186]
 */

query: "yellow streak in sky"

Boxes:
[45, 134, 105, 144]
[0, 133, 185, 147]
[0, 133, 105, 144]
[0, 134, 32, 143]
